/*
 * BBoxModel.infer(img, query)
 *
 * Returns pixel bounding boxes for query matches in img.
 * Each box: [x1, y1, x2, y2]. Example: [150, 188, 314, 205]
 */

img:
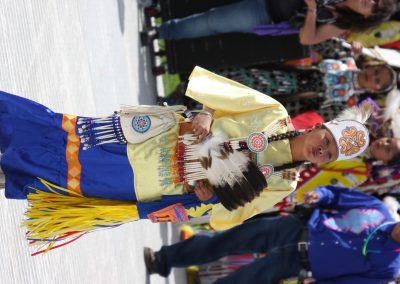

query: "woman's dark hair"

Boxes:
[335, 0, 397, 32]
[274, 160, 305, 172]
[388, 153, 400, 166]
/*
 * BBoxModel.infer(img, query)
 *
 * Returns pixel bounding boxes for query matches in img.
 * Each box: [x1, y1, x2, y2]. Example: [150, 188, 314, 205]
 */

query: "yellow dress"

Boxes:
[129, 66, 298, 230]
[23, 67, 298, 253]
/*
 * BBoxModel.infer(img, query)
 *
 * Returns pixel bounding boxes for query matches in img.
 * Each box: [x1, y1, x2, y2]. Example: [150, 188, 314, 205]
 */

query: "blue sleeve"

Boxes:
[201, 194, 219, 205]
[315, 186, 384, 210]
[136, 193, 212, 222]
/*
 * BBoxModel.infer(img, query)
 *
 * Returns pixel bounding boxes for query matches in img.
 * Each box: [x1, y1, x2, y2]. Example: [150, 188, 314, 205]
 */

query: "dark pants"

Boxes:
[157, 215, 303, 284]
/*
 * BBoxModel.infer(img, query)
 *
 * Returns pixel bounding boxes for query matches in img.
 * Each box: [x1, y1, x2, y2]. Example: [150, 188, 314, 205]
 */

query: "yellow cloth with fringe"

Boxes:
[24, 179, 139, 252]
[27, 67, 297, 240]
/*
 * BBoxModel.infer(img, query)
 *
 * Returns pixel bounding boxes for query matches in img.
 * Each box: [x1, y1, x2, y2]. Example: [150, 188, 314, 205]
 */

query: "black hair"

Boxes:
[275, 160, 306, 172]
[269, 130, 307, 171]
[388, 153, 400, 166]
[335, 0, 397, 32]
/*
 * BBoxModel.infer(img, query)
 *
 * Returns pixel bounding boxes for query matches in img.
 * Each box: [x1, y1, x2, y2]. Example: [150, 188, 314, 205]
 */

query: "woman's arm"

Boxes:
[300, 23, 347, 45]
[185, 66, 283, 114]
[299, 0, 346, 45]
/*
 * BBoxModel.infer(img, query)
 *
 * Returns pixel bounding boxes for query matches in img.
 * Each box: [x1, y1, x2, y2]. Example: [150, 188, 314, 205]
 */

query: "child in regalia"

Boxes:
[0, 66, 371, 253]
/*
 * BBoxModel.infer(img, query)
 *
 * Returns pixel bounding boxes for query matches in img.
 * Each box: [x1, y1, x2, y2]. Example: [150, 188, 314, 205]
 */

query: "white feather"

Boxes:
[383, 89, 400, 138]
[385, 89, 400, 121]
[197, 136, 250, 187]
[391, 114, 400, 139]
[335, 99, 374, 124]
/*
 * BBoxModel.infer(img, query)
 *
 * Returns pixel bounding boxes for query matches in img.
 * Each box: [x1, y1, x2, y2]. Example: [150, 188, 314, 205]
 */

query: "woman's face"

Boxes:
[302, 127, 339, 164]
[345, 0, 378, 17]
[357, 66, 392, 93]
[370, 137, 400, 163]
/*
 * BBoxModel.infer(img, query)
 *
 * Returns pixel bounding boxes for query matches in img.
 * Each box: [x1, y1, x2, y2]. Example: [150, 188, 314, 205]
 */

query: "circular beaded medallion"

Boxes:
[247, 132, 268, 153]
[258, 164, 274, 180]
[132, 115, 151, 133]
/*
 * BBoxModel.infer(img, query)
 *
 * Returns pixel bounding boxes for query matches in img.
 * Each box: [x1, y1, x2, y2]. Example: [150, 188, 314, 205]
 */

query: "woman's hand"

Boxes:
[302, 190, 320, 205]
[302, 277, 316, 284]
[351, 41, 363, 56]
[194, 180, 214, 201]
[305, 0, 317, 10]
[191, 112, 212, 142]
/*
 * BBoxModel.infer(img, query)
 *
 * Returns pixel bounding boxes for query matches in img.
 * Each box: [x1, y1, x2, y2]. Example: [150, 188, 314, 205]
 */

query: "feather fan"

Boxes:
[196, 136, 267, 211]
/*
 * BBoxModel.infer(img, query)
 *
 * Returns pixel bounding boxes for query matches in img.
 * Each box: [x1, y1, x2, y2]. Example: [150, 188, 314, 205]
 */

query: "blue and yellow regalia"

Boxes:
[0, 67, 297, 253]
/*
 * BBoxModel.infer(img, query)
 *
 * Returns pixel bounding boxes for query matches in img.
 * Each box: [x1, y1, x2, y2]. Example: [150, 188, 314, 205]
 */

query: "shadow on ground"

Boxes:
[117, 0, 125, 33]
[136, 5, 158, 105]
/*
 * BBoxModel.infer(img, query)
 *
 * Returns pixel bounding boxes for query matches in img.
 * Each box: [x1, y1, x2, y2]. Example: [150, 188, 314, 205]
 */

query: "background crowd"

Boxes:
[140, 0, 400, 283]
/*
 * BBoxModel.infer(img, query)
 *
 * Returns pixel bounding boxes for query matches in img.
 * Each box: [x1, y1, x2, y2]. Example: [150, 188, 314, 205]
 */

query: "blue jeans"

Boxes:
[158, 0, 271, 40]
[157, 215, 303, 284]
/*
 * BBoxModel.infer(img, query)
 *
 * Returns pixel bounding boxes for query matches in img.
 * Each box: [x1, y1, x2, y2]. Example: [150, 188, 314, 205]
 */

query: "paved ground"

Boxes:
[0, 1, 185, 283]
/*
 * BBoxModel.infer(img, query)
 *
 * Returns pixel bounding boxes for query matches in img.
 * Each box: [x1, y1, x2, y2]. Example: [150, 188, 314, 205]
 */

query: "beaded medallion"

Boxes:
[258, 164, 274, 180]
[247, 132, 268, 153]
[157, 117, 297, 188]
[132, 115, 151, 133]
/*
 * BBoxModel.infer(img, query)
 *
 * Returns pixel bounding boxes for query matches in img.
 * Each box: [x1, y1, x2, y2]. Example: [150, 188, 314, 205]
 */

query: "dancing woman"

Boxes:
[0, 67, 370, 252]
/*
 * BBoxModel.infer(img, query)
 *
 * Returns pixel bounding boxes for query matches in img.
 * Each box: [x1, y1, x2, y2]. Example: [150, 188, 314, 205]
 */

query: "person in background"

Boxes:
[141, 0, 396, 45]
[144, 185, 400, 283]
[218, 58, 396, 121]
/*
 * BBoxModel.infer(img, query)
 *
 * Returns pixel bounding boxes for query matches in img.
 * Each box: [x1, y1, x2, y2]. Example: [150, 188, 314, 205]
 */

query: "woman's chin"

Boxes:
[306, 155, 325, 164]
[307, 158, 318, 164]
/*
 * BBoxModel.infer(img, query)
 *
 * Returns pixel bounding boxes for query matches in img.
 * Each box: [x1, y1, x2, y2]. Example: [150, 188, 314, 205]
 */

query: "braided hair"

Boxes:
[267, 130, 306, 172]
[213, 130, 305, 211]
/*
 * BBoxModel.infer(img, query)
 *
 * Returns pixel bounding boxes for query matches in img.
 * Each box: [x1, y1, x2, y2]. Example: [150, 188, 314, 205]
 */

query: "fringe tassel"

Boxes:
[23, 179, 139, 254]
[77, 113, 126, 150]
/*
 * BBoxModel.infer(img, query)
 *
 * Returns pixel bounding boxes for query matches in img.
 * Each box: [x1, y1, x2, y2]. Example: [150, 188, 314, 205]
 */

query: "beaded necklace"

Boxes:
[158, 117, 301, 188]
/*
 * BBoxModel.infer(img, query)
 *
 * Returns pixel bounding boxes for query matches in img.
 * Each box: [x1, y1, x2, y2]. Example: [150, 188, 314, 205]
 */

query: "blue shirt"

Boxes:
[308, 186, 400, 283]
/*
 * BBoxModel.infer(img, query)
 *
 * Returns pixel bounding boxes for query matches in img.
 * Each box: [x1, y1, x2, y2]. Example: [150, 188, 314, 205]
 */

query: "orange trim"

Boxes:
[61, 114, 82, 194]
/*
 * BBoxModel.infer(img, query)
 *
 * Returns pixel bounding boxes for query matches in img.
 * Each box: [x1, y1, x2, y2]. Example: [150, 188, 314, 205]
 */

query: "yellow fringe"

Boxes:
[23, 178, 139, 248]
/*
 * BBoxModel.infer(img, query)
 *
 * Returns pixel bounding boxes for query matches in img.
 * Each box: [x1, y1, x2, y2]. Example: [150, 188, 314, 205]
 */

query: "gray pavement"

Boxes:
[0, 1, 185, 283]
